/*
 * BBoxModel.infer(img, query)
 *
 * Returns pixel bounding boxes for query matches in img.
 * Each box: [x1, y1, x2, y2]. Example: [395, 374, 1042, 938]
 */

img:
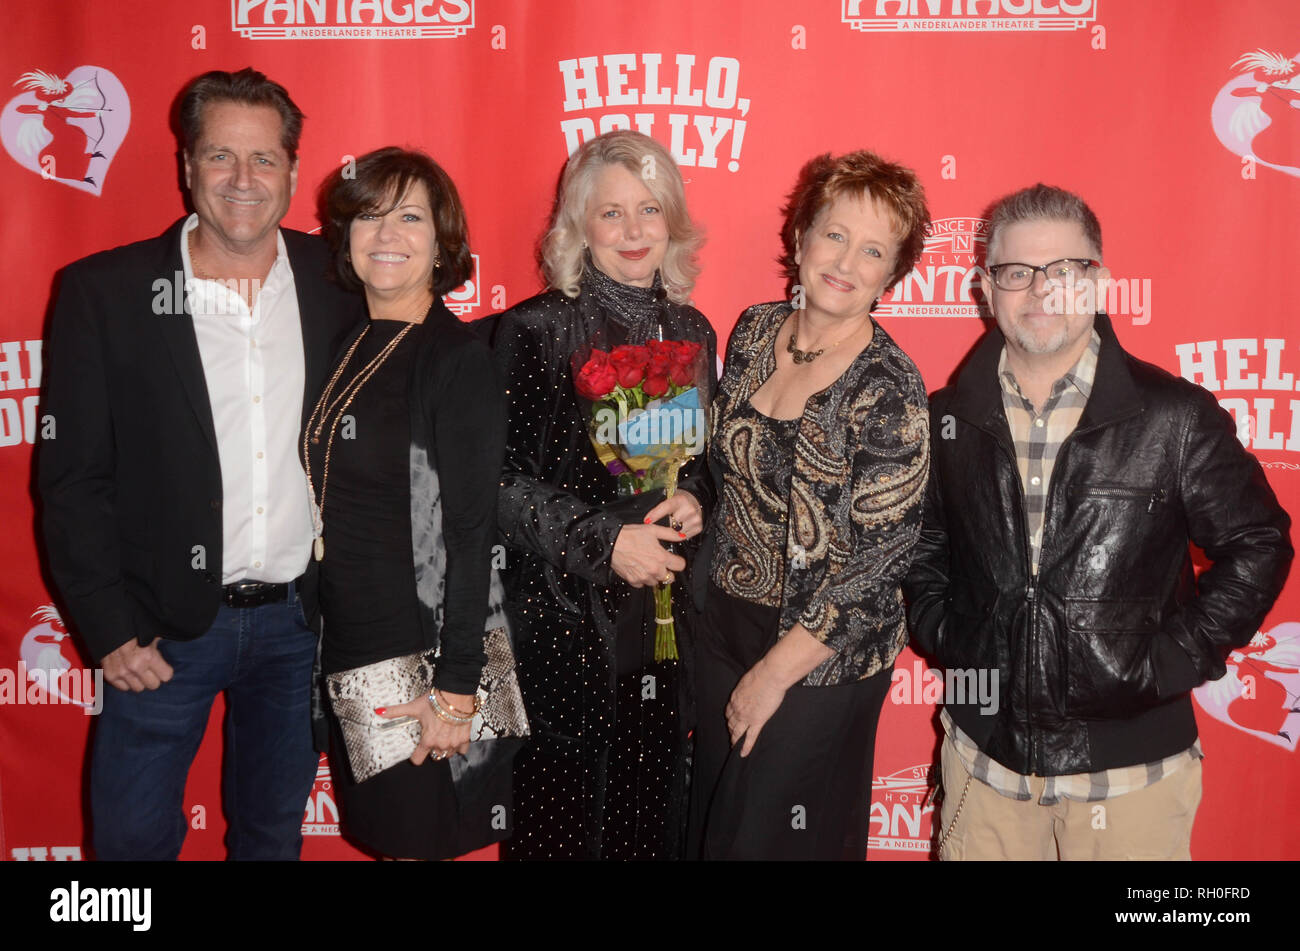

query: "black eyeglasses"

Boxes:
[987, 258, 1101, 291]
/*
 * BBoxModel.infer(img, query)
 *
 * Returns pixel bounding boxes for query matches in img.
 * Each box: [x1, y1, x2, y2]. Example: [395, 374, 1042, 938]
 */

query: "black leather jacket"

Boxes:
[904, 316, 1292, 776]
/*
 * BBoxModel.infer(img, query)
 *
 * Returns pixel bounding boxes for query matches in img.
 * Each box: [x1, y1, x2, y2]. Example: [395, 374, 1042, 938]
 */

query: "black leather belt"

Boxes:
[221, 578, 298, 608]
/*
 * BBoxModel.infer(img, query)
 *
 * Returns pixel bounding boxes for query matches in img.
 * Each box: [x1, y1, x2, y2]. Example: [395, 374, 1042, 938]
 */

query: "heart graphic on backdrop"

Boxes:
[1210, 47, 1300, 179]
[1, 66, 131, 196]
[1193, 622, 1300, 752]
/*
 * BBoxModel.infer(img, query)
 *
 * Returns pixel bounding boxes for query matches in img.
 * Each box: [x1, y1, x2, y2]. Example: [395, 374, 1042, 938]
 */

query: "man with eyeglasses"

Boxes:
[905, 183, 1291, 859]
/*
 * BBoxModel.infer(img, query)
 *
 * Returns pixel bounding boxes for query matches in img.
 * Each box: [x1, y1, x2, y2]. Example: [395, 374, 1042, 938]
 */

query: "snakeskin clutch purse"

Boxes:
[325, 626, 529, 782]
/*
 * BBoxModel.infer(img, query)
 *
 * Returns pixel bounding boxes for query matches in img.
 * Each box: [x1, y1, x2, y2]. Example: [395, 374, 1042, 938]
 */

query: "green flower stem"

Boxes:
[654, 580, 678, 662]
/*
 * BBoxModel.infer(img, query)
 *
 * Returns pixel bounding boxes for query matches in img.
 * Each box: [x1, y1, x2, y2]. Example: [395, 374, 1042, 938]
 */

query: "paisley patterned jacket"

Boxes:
[711, 301, 929, 686]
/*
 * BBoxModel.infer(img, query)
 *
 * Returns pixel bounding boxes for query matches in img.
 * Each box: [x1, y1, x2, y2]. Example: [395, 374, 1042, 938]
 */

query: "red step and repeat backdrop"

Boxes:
[0, 0, 1296, 862]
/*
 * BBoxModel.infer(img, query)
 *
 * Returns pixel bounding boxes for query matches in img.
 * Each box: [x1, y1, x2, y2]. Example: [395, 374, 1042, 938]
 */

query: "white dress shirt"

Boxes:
[181, 214, 313, 584]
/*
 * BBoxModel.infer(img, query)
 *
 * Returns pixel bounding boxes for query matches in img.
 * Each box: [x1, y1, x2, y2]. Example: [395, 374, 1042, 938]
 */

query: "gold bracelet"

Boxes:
[427, 689, 476, 725]
[436, 688, 481, 719]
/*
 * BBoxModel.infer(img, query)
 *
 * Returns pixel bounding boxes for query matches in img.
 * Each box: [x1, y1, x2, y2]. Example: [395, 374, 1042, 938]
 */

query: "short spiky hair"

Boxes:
[984, 183, 1102, 264]
[178, 67, 304, 161]
[779, 150, 930, 295]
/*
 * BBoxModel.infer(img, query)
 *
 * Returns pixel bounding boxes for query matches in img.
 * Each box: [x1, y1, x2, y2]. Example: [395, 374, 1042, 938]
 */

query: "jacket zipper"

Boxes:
[998, 421, 1083, 774]
[1068, 484, 1164, 504]
[989, 428, 1038, 771]
[1029, 420, 1143, 771]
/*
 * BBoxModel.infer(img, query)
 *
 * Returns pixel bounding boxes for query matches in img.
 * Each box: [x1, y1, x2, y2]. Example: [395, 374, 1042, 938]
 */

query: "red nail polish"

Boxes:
[643, 516, 651, 523]
[374, 707, 386, 716]
[679, 532, 687, 539]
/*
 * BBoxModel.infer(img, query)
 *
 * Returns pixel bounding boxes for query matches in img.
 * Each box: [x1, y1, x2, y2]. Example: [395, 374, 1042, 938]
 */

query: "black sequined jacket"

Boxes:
[490, 285, 717, 745]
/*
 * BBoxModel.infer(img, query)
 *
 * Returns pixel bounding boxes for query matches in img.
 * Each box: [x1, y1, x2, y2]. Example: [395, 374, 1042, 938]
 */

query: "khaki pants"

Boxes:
[936, 736, 1200, 860]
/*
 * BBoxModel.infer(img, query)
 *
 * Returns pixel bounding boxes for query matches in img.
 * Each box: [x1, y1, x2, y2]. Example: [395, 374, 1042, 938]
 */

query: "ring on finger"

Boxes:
[670, 517, 683, 532]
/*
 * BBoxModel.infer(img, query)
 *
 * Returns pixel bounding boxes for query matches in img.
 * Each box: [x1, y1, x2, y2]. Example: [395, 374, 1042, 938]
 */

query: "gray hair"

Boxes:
[541, 130, 701, 303]
[985, 183, 1102, 264]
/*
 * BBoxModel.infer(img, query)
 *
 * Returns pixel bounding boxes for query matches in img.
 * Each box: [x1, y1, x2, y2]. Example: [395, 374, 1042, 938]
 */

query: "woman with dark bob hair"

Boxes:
[689, 150, 931, 859]
[491, 130, 717, 859]
[308, 146, 519, 859]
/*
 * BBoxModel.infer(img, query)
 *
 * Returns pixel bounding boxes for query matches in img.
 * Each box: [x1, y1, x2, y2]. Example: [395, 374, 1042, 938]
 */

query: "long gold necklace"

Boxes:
[301, 322, 414, 561]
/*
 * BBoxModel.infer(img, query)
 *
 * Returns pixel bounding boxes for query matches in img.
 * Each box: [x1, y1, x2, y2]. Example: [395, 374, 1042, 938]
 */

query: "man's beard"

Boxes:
[1010, 321, 1071, 355]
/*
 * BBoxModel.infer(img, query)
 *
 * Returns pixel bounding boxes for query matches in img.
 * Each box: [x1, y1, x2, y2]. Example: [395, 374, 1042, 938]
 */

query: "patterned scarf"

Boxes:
[584, 252, 667, 343]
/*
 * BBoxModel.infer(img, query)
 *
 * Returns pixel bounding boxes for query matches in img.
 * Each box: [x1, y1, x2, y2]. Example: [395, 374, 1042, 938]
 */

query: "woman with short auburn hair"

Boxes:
[690, 150, 931, 860]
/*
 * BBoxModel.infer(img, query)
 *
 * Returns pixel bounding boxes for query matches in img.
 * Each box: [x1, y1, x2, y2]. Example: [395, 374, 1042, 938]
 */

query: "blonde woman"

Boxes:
[491, 131, 716, 859]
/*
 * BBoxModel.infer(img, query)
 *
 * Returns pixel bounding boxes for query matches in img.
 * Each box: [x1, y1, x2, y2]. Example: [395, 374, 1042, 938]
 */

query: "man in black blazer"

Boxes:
[38, 68, 361, 860]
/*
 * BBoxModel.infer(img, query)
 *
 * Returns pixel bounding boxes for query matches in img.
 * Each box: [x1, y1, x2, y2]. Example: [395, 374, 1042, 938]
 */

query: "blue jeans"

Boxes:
[90, 584, 319, 860]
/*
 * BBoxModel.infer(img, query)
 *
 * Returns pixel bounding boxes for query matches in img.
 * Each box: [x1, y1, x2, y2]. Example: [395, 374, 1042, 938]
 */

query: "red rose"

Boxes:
[672, 341, 701, 364]
[668, 361, 694, 387]
[611, 344, 650, 369]
[646, 339, 672, 359]
[647, 346, 673, 375]
[575, 350, 618, 400]
[609, 345, 650, 388]
[642, 373, 670, 398]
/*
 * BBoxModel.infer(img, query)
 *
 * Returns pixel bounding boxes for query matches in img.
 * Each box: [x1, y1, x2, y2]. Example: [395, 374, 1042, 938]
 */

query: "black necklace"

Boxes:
[787, 311, 829, 364]
[786, 334, 823, 364]
[786, 310, 872, 364]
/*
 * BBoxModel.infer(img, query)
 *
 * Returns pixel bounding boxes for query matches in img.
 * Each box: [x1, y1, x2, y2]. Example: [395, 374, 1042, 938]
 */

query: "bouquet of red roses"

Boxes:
[572, 338, 710, 661]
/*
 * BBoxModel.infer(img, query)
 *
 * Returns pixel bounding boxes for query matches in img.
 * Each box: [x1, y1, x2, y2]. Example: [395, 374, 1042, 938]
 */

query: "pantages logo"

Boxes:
[876, 216, 987, 318]
[302, 754, 341, 835]
[231, 0, 473, 40]
[870, 762, 934, 853]
[842, 0, 1097, 32]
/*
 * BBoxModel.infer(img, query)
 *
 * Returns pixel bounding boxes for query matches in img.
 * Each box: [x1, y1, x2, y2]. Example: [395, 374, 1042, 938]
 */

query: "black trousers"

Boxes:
[689, 583, 893, 860]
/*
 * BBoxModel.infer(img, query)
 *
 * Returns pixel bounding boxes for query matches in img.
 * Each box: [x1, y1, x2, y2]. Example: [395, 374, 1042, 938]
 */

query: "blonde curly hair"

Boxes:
[541, 130, 702, 304]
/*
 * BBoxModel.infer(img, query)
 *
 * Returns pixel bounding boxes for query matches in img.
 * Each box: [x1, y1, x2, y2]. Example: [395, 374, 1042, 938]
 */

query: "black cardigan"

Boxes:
[403, 300, 507, 693]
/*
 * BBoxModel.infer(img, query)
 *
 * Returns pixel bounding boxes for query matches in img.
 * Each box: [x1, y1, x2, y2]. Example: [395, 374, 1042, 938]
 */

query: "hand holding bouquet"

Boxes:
[572, 338, 710, 660]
